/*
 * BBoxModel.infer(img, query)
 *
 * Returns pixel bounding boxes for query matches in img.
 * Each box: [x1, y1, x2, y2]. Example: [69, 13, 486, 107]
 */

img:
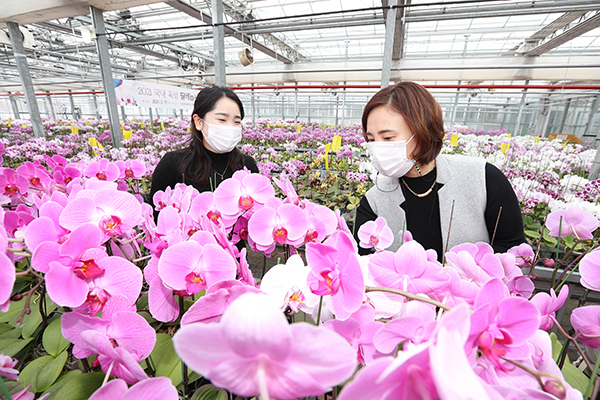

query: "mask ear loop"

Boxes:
[374, 172, 400, 193]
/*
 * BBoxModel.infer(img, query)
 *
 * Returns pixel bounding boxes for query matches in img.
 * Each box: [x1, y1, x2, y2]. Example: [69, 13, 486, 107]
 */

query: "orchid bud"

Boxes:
[543, 258, 556, 268]
[11, 294, 23, 301]
[543, 379, 566, 399]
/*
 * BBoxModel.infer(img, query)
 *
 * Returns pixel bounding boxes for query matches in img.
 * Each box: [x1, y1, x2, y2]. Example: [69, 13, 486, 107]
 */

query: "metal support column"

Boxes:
[381, 0, 398, 89]
[307, 96, 311, 123]
[180, 109, 184, 119]
[212, 0, 226, 87]
[92, 93, 101, 119]
[341, 83, 347, 127]
[90, 6, 122, 148]
[513, 82, 529, 136]
[450, 84, 461, 128]
[46, 91, 56, 119]
[121, 105, 128, 122]
[149, 107, 153, 125]
[558, 98, 571, 133]
[251, 86, 256, 128]
[534, 95, 551, 138]
[294, 87, 298, 132]
[585, 95, 600, 180]
[68, 90, 76, 119]
[7, 21, 45, 138]
[8, 92, 20, 119]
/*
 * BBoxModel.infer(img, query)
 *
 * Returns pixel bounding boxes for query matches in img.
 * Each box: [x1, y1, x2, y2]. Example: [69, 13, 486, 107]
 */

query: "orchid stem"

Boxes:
[102, 362, 115, 386]
[132, 255, 152, 263]
[585, 350, 600, 400]
[551, 216, 563, 287]
[550, 316, 594, 372]
[0, 378, 13, 400]
[316, 296, 324, 326]
[365, 286, 451, 311]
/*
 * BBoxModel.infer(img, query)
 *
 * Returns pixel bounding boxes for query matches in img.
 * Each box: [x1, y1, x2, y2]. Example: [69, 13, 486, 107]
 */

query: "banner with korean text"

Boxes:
[114, 79, 198, 110]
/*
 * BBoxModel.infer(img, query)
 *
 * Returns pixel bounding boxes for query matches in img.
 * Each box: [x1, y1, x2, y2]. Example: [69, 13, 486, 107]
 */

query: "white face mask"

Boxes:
[202, 120, 242, 153]
[366, 135, 415, 178]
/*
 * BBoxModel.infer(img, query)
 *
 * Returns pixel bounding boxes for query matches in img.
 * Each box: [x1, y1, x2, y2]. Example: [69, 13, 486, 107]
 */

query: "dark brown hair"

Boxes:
[362, 81, 445, 165]
[179, 86, 245, 184]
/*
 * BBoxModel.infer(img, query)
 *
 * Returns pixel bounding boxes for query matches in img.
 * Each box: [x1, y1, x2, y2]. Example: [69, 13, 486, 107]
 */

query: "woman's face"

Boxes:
[365, 106, 417, 158]
[193, 96, 242, 151]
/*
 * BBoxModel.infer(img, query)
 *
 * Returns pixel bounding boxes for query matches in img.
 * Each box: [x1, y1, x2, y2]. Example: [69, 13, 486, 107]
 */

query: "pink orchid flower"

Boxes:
[89, 377, 178, 400]
[445, 242, 505, 287]
[273, 175, 300, 206]
[260, 254, 319, 314]
[189, 191, 237, 229]
[248, 202, 309, 251]
[430, 266, 479, 308]
[213, 170, 275, 218]
[0, 224, 15, 312]
[505, 275, 535, 298]
[357, 217, 394, 251]
[368, 240, 450, 296]
[115, 160, 146, 180]
[152, 183, 197, 214]
[571, 306, 600, 348]
[16, 162, 51, 190]
[546, 206, 599, 239]
[467, 278, 540, 371]
[374, 315, 436, 354]
[530, 286, 569, 331]
[59, 189, 142, 242]
[579, 249, 600, 291]
[0, 353, 19, 380]
[158, 234, 237, 296]
[508, 243, 535, 268]
[303, 202, 338, 244]
[0, 168, 29, 200]
[181, 280, 261, 325]
[23, 201, 70, 253]
[53, 163, 82, 187]
[173, 292, 356, 400]
[144, 256, 179, 323]
[324, 305, 386, 365]
[84, 159, 120, 181]
[306, 231, 364, 321]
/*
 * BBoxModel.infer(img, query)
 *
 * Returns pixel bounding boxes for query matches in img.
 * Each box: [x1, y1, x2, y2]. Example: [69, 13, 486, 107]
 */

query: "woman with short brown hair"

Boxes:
[355, 82, 525, 261]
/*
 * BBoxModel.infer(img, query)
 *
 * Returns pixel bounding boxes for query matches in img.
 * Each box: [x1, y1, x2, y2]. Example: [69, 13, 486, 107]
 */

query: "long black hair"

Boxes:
[178, 86, 245, 184]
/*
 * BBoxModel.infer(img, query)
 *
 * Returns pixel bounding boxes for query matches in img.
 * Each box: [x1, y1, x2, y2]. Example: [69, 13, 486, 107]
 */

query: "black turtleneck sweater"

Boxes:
[354, 163, 526, 261]
[149, 147, 259, 206]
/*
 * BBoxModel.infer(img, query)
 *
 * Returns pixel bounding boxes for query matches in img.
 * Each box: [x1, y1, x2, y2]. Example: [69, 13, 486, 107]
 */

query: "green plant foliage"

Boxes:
[43, 318, 71, 357]
[51, 372, 104, 400]
[19, 355, 54, 392]
[190, 384, 228, 400]
[550, 333, 589, 394]
[0, 337, 32, 357]
[41, 370, 83, 400]
[36, 351, 69, 393]
[151, 333, 183, 386]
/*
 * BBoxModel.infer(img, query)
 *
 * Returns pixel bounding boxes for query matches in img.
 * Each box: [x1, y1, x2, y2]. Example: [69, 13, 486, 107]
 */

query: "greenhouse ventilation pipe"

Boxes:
[2, 84, 600, 97]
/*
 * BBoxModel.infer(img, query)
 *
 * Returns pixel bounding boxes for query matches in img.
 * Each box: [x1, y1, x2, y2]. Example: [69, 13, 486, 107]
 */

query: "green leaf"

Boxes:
[52, 372, 104, 400]
[151, 334, 183, 386]
[41, 370, 83, 400]
[0, 327, 21, 340]
[524, 230, 541, 239]
[0, 337, 32, 357]
[0, 297, 26, 325]
[561, 362, 589, 395]
[43, 318, 71, 357]
[190, 384, 228, 400]
[21, 295, 56, 338]
[19, 355, 54, 392]
[36, 351, 68, 392]
[0, 323, 13, 335]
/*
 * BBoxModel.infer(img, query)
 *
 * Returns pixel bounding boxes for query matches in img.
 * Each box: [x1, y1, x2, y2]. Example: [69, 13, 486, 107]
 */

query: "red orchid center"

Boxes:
[100, 215, 123, 236]
[187, 228, 198, 236]
[207, 209, 221, 224]
[184, 271, 205, 295]
[238, 195, 255, 211]
[124, 169, 134, 178]
[96, 172, 107, 180]
[64, 176, 73, 184]
[29, 177, 41, 187]
[86, 288, 109, 317]
[239, 229, 249, 241]
[311, 269, 340, 296]
[369, 235, 379, 245]
[286, 286, 306, 313]
[4, 185, 19, 197]
[273, 227, 288, 245]
[74, 259, 105, 279]
[305, 230, 319, 242]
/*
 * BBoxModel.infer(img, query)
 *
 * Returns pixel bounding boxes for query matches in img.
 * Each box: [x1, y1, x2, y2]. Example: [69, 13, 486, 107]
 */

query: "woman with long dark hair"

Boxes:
[149, 86, 258, 203]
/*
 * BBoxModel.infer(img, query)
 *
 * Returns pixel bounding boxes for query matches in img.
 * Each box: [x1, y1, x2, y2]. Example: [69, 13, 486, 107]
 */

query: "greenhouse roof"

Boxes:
[0, 0, 599, 92]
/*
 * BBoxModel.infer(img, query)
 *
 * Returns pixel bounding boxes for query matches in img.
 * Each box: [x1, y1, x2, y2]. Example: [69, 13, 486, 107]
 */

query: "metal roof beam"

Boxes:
[166, 0, 298, 64]
[525, 11, 600, 56]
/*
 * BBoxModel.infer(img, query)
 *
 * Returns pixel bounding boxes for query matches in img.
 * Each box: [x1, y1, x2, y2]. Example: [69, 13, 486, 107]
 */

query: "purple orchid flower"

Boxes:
[0, 353, 19, 380]
[88, 377, 178, 400]
[213, 170, 275, 218]
[115, 160, 146, 180]
[445, 242, 505, 287]
[571, 306, 600, 348]
[508, 243, 535, 268]
[357, 216, 394, 251]
[173, 292, 356, 400]
[16, 162, 51, 190]
[306, 231, 364, 321]
[530, 286, 569, 331]
[579, 249, 600, 291]
[546, 206, 599, 239]
[84, 159, 120, 181]
[248, 201, 309, 251]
